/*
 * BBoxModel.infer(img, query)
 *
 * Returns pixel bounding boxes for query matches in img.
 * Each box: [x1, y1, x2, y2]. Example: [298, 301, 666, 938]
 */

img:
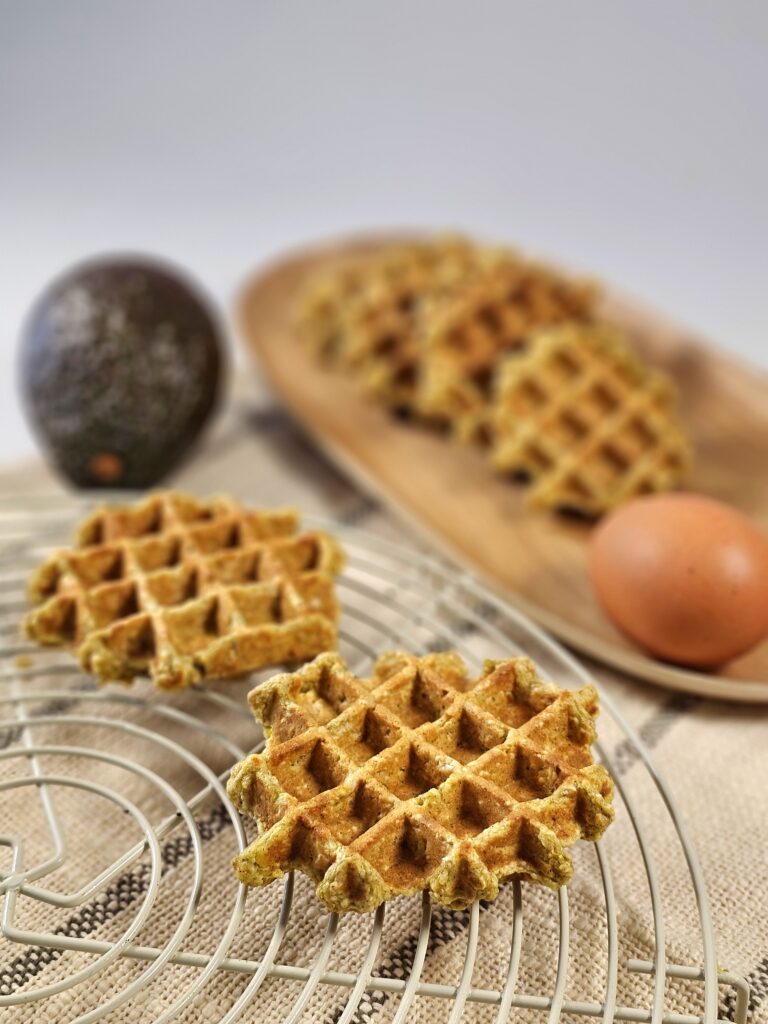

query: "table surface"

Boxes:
[2, 376, 767, 1021]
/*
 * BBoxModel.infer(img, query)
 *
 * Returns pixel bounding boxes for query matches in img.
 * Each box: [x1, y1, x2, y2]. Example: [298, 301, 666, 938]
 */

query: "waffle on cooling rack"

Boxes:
[25, 492, 344, 689]
[418, 261, 597, 443]
[490, 324, 691, 516]
[228, 650, 614, 913]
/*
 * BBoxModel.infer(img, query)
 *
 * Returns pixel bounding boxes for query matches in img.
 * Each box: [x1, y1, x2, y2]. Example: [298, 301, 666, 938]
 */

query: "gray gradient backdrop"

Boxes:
[1, 1, 766, 466]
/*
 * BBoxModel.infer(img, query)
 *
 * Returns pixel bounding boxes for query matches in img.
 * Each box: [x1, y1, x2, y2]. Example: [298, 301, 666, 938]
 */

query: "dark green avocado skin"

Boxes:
[20, 257, 223, 488]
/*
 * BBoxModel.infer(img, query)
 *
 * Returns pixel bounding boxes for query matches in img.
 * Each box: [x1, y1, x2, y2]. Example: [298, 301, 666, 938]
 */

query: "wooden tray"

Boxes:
[237, 234, 768, 702]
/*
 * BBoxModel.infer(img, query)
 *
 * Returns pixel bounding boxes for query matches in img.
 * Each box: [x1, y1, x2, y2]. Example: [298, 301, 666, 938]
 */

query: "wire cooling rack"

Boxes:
[0, 493, 750, 1024]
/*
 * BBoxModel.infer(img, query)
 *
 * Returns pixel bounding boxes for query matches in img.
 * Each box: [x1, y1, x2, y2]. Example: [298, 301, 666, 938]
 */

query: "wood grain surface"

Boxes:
[237, 234, 768, 701]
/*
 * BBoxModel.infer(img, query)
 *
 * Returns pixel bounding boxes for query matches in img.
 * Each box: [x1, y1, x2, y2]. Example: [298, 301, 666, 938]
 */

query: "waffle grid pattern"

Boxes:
[418, 263, 597, 442]
[295, 259, 373, 363]
[295, 236, 693, 517]
[298, 237, 506, 411]
[491, 324, 691, 515]
[296, 241, 445, 367]
[24, 492, 344, 689]
[228, 651, 614, 914]
[337, 239, 494, 409]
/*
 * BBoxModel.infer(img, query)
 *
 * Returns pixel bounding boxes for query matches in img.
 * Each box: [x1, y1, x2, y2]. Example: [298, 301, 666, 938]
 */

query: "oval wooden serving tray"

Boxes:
[237, 234, 768, 702]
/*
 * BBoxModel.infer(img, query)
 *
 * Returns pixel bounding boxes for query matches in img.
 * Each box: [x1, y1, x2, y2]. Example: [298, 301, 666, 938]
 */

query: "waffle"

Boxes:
[338, 238, 501, 410]
[295, 256, 377, 363]
[490, 324, 691, 516]
[228, 650, 614, 914]
[297, 237, 504, 411]
[295, 240, 454, 365]
[25, 492, 345, 689]
[418, 261, 596, 443]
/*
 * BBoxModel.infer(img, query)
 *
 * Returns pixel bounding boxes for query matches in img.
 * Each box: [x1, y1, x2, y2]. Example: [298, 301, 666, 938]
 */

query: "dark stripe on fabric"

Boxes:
[610, 693, 699, 777]
[0, 803, 231, 994]
[242, 405, 297, 434]
[338, 495, 381, 526]
[0, 682, 96, 752]
[329, 905, 474, 1024]
[242, 403, 364, 496]
[721, 955, 767, 1022]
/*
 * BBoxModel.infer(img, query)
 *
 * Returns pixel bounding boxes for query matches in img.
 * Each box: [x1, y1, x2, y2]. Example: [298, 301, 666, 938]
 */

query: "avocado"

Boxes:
[20, 256, 224, 488]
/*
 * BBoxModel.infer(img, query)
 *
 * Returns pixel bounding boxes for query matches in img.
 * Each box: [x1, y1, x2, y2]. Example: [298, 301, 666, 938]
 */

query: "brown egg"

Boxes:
[588, 494, 768, 668]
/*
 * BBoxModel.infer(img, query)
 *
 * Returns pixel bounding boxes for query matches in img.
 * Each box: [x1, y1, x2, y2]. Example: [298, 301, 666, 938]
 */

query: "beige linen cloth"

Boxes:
[1, 375, 766, 1024]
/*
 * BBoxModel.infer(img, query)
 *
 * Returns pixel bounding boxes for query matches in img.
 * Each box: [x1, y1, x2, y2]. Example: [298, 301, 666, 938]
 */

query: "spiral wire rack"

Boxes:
[0, 493, 751, 1023]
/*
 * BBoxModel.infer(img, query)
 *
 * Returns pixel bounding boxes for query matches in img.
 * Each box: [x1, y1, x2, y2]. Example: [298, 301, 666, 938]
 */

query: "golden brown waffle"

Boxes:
[25, 492, 345, 690]
[297, 237, 505, 410]
[295, 257, 376, 363]
[295, 240, 452, 365]
[418, 262, 597, 443]
[490, 324, 691, 516]
[338, 238, 500, 410]
[228, 650, 614, 914]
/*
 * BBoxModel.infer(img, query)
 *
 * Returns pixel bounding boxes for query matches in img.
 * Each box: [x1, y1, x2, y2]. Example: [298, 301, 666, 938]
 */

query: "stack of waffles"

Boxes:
[228, 650, 614, 913]
[296, 237, 509, 410]
[25, 492, 345, 689]
[296, 235, 691, 515]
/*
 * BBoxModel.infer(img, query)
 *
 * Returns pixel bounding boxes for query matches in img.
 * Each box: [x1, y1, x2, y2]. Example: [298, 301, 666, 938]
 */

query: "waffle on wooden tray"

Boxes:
[295, 257, 377, 363]
[297, 236, 506, 411]
[294, 234, 693, 516]
[228, 650, 614, 914]
[296, 239, 452, 365]
[417, 261, 597, 443]
[490, 323, 691, 516]
[24, 492, 344, 689]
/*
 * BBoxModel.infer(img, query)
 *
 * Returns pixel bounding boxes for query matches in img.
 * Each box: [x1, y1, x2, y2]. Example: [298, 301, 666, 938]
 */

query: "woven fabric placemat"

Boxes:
[1, 371, 766, 1023]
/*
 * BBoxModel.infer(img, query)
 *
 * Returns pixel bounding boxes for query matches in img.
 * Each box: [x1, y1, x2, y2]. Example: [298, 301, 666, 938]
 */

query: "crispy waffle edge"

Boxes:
[23, 491, 346, 689]
[228, 651, 614, 914]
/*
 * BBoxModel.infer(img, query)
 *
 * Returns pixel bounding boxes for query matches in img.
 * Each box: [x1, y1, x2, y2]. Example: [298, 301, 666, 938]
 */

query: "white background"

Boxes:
[1, 1, 766, 467]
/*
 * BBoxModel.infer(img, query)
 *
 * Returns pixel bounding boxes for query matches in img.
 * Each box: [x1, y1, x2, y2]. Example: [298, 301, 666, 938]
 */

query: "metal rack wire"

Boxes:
[0, 493, 750, 1023]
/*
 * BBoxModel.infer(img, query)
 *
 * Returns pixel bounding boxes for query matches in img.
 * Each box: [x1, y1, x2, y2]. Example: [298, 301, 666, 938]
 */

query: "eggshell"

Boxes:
[588, 494, 768, 668]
